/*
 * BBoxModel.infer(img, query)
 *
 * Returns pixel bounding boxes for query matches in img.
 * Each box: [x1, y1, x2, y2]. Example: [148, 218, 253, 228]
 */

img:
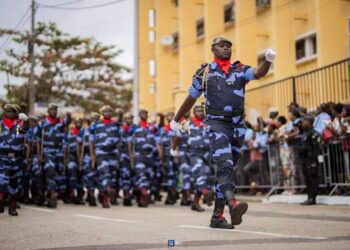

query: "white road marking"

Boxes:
[73, 214, 141, 223]
[21, 205, 56, 213]
[178, 225, 328, 240]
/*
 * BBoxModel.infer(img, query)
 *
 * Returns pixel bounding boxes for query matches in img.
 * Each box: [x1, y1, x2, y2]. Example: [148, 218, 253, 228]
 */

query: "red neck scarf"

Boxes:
[140, 120, 148, 129]
[47, 115, 57, 126]
[165, 123, 171, 132]
[192, 117, 203, 127]
[103, 118, 112, 125]
[2, 117, 17, 129]
[72, 127, 80, 135]
[123, 124, 130, 133]
[214, 58, 231, 75]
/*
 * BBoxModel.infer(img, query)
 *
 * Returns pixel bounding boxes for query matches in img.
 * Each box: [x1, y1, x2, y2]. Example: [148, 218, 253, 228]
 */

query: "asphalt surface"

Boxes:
[1, 196, 350, 250]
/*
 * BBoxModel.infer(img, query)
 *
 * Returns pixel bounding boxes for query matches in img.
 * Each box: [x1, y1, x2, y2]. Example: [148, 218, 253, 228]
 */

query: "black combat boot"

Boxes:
[180, 190, 192, 206]
[123, 190, 132, 206]
[88, 190, 97, 207]
[0, 192, 4, 213]
[191, 194, 205, 212]
[165, 189, 176, 205]
[300, 198, 316, 205]
[203, 189, 214, 207]
[224, 190, 248, 226]
[138, 188, 149, 208]
[109, 189, 119, 205]
[210, 198, 234, 229]
[102, 192, 110, 208]
[47, 192, 57, 208]
[8, 198, 18, 216]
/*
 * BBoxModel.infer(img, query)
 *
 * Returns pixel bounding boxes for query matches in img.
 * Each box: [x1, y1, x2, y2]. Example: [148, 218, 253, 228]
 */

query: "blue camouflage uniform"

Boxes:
[133, 123, 157, 192]
[64, 129, 80, 192]
[159, 125, 177, 192]
[89, 120, 120, 193]
[0, 119, 28, 198]
[27, 126, 43, 193]
[176, 128, 191, 192]
[79, 127, 97, 192]
[187, 118, 211, 195]
[188, 61, 258, 198]
[36, 117, 68, 193]
[119, 124, 135, 195]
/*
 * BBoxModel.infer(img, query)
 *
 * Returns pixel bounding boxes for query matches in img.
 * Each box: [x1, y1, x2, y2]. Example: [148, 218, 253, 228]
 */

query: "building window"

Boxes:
[149, 60, 156, 77]
[224, 1, 235, 25]
[256, 0, 271, 12]
[196, 18, 204, 39]
[149, 30, 156, 43]
[149, 9, 156, 27]
[172, 32, 179, 52]
[149, 82, 156, 94]
[295, 32, 317, 62]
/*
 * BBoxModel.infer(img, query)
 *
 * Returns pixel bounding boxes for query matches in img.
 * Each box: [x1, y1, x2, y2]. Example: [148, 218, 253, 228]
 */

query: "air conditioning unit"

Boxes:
[160, 35, 174, 46]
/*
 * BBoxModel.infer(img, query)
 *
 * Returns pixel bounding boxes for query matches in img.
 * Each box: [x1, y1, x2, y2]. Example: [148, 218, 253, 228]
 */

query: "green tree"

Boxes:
[0, 22, 132, 113]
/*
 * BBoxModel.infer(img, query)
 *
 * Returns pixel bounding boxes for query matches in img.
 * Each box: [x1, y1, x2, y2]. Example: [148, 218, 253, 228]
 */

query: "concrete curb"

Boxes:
[262, 194, 350, 205]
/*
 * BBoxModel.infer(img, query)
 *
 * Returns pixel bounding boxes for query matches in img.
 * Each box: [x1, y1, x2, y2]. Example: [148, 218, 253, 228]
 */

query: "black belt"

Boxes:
[206, 107, 244, 117]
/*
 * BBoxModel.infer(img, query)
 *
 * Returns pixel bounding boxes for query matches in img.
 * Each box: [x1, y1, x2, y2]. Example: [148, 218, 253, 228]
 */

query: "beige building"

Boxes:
[137, 0, 350, 120]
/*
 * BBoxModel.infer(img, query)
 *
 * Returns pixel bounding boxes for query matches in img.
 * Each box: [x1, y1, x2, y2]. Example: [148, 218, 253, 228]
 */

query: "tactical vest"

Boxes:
[0, 121, 26, 156]
[93, 122, 120, 153]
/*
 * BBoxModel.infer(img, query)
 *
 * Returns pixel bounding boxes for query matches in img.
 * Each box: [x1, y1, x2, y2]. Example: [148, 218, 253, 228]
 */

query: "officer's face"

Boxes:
[5, 108, 17, 119]
[102, 110, 112, 119]
[48, 108, 57, 118]
[74, 120, 82, 128]
[125, 117, 133, 125]
[29, 119, 38, 127]
[139, 112, 148, 121]
[211, 42, 232, 60]
[194, 108, 204, 119]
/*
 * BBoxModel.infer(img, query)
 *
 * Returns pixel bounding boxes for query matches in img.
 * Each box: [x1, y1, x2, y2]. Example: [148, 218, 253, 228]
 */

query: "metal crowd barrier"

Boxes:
[234, 136, 350, 197]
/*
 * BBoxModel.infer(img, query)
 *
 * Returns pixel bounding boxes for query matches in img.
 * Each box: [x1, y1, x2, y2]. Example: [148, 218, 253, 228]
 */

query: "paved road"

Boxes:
[1, 197, 350, 250]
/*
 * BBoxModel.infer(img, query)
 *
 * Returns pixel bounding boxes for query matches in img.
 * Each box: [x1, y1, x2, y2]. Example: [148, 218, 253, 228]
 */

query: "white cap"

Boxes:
[268, 107, 279, 113]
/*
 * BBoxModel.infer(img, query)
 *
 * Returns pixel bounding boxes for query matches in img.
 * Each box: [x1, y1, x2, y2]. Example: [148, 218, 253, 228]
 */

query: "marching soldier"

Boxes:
[64, 117, 85, 204]
[0, 104, 29, 216]
[171, 37, 275, 228]
[36, 103, 71, 208]
[132, 109, 157, 207]
[158, 112, 177, 205]
[119, 113, 135, 206]
[89, 106, 120, 208]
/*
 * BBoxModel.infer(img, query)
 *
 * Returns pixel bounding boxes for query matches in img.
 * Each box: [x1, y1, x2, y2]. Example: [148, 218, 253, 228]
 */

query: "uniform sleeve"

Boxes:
[35, 124, 42, 143]
[188, 64, 208, 99]
[77, 128, 84, 143]
[244, 66, 258, 81]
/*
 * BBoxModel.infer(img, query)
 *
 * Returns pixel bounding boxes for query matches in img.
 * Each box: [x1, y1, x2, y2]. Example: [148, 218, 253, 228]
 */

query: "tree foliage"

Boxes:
[0, 22, 132, 113]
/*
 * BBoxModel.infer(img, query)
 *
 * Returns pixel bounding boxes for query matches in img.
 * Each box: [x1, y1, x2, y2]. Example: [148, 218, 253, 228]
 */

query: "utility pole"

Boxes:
[28, 0, 36, 115]
[133, 0, 139, 123]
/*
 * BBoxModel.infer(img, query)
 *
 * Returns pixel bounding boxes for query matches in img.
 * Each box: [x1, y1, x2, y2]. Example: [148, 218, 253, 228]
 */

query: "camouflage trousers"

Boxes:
[208, 120, 245, 199]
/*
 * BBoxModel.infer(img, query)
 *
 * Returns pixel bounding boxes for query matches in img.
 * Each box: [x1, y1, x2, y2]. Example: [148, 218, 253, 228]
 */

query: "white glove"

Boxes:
[18, 113, 29, 121]
[170, 148, 179, 157]
[170, 120, 181, 133]
[265, 48, 276, 63]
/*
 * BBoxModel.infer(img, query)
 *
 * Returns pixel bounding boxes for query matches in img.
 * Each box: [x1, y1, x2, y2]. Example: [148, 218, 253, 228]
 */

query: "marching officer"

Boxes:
[0, 104, 29, 216]
[299, 115, 322, 205]
[36, 103, 71, 208]
[80, 115, 98, 206]
[64, 117, 85, 204]
[171, 37, 275, 229]
[89, 105, 120, 208]
[132, 109, 157, 207]
[119, 113, 135, 206]
[158, 112, 177, 205]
